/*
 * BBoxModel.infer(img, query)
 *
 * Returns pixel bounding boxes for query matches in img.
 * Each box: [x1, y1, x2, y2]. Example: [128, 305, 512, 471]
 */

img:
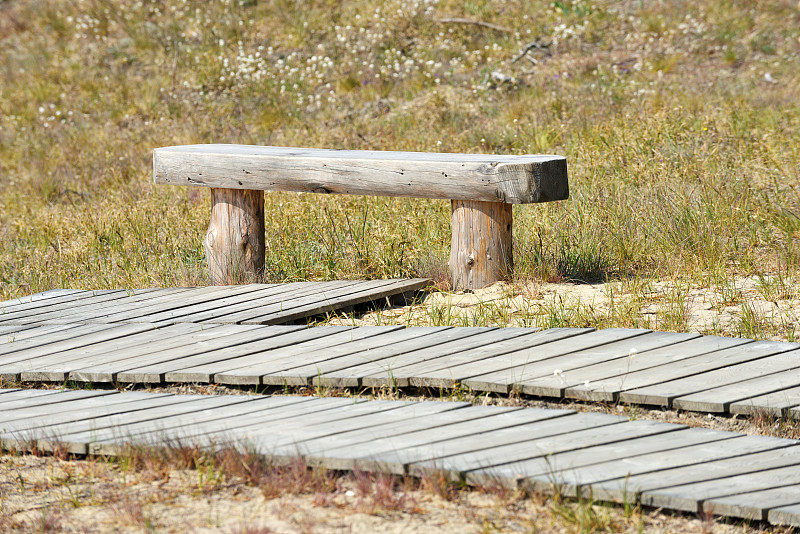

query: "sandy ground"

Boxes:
[324, 277, 800, 341]
[1, 453, 792, 533]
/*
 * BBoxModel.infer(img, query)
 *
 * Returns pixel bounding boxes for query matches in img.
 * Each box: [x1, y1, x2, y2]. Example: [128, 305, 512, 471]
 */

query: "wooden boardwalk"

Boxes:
[0, 388, 798, 527]
[1, 296, 800, 416]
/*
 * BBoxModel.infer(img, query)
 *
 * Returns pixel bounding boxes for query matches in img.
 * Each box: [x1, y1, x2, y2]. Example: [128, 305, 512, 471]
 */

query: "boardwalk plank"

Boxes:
[459, 329, 652, 393]
[0, 290, 155, 324]
[205, 327, 434, 386]
[0, 289, 85, 308]
[674, 365, 800, 413]
[339, 328, 537, 388]
[500, 331, 699, 398]
[0, 324, 89, 346]
[769, 503, 800, 527]
[18, 324, 219, 382]
[157, 281, 351, 324]
[0, 390, 116, 417]
[706, 485, 800, 521]
[643, 464, 800, 513]
[0, 324, 119, 357]
[730, 386, 800, 416]
[467, 426, 733, 489]
[6, 288, 193, 325]
[79, 325, 310, 383]
[587, 441, 800, 502]
[562, 336, 754, 402]
[625, 346, 800, 408]
[392, 328, 593, 388]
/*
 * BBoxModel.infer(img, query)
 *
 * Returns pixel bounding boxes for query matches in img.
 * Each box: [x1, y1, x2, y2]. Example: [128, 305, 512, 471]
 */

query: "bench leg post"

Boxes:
[449, 200, 513, 291]
[204, 188, 265, 285]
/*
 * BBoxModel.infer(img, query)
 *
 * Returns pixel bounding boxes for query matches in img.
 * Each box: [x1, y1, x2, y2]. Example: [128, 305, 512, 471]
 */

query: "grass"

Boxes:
[0, 0, 798, 322]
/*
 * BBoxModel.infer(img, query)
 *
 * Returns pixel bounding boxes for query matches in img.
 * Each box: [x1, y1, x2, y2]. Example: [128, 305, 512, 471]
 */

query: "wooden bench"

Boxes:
[153, 145, 569, 290]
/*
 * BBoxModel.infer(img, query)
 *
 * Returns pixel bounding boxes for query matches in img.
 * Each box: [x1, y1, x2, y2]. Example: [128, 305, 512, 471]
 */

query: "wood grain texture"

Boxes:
[449, 200, 512, 290]
[153, 145, 569, 204]
[205, 188, 265, 285]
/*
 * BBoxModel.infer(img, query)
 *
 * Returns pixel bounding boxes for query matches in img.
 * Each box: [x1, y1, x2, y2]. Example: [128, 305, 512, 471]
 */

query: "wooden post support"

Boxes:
[449, 200, 513, 291]
[204, 188, 265, 285]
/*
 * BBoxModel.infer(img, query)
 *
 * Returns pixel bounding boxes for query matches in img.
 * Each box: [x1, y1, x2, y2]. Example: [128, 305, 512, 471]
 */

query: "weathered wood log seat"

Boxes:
[153, 145, 569, 289]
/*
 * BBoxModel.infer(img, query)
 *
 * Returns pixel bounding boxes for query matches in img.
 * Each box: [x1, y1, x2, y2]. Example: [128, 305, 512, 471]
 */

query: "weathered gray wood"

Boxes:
[88, 397, 391, 455]
[613, 340, 798, 406]
[19, 324, 226, 382]
[643, 464, 800, 513]
[626, 346, 800, 408]
[0, 289, 84, 308]
[0, 324, 117, 356]
[307, 328, 496, 388]
[314, 406, 575, 474]
[207, 327, 428, 386]
[0, 390, 115, 417]
[79, 325, 321, 383]
[674, 367, 800, 413]
[153, 145, 569, 205]
[3, 288, 193, 325]
[0, 325, 37, 338]
[563, 335, 754, 402]
[205, 187, 265, 285]
[356, 328, 537, 388]
[390, 328, 593, 388]
[705, 485, 800, 521]
[0, 289, 154, 324]
[588, 441, 800, 503]
[728, 386, 800, 417]
[504, 331, 699, 398]
[769, 503, 800, 527]
[157, 281, 351, 324]
[466, 426, 732, 489]
[236, 279, 428, 325]
[460, 328, 651, 393]
[449, 200, 512, 290]
[0, 324, 88, 346]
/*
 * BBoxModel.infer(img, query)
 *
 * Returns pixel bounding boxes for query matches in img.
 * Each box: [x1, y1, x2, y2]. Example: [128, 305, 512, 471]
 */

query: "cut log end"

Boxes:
[204, 188, 265, 285]
[449, 200, 513, 291]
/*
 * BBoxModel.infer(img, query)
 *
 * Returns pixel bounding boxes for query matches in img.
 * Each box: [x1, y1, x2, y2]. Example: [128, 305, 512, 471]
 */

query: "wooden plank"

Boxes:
[76, 325, 321, 383]
[730, 386, 800, 417]
[0, 324, 118, 356]
[154, 281, 352, 324]
[624, 346, 800, 408]
[0, 324, 87, 345]
[606, 340, 799, 406]
[769, 503, 800, 527]
[563, 335, 754, 402]
[153, 144, 569, 205]
[18, 323, 226, 382]
[505, 331, 700, 398]
[307, 328, 497, 388]
[181, 326, 415, 386]
[300, 407, 576, 473]
[87, 397, 385, 455]
[391, 328, 594, 388]
[587, 440, 800, 503]
[2, 288, 193, 325]
[214, 279, 417, 325]
[466, 425, 733, 489]
[0, 289, 85, 308]
[674, 366, 800, 413]
[125, 283, 323, 324]
[246, 278, 432, 325]
[348, 328, 538, 388]
[459, 329, 652, 394]
[126, 326, 366, 384]
[642, 464, 800, 513]
[0, 289, 156, 324]
[50, 285, 270, 325]
[401, 412, 625, 478]
[705, 485, 800, 521]
[413, 419, 683, 481]
[0, 390, 116, 417]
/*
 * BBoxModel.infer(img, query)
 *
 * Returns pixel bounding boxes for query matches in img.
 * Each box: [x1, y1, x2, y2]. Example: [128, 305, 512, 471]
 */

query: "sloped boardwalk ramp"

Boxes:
[0, 389, 799, 527]
[0, 281, 429, 326]
[1, 318, 799, 417]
